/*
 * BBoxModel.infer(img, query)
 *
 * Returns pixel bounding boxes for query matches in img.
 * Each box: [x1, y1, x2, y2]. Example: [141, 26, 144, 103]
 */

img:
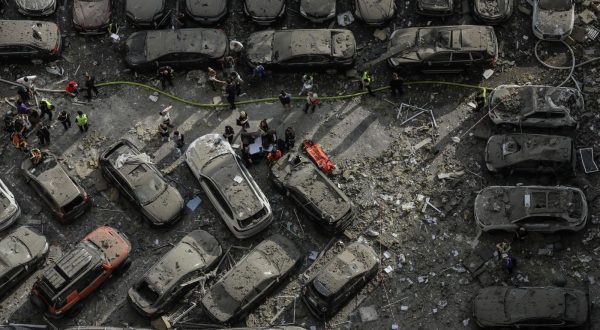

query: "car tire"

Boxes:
[116, 258, 131, 275]
[30, 294, 46, 310]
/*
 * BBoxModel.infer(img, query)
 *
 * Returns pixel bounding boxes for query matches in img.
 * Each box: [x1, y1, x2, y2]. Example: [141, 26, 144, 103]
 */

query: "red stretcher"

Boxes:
[303, 139, 336, 174]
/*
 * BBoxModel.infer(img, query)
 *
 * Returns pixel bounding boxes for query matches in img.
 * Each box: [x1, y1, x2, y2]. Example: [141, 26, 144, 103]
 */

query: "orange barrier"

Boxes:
[303, 139, 336, 175]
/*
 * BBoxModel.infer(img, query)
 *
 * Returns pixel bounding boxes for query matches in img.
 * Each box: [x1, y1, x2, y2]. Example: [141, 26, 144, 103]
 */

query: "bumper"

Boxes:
[60, 199, 91, 223]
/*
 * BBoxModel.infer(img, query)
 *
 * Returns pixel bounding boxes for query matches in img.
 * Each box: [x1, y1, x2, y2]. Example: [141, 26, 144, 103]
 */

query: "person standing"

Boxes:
[75, 111, 89, 133]
[16, 100, 29, 115]
[207, 67, 225, 91]
[390, 73, 404, 97]
[362, 70, 374, 96]
[257, 119, 269, 136]
[173, 130, 185, 149]
[236, 111, 249, 131]
[35, 123, 50, 146]
[223, 125, 234, 144]
[159, 123, 169, 142]
[475, 92, 486, 112]
[284, 127, 295, 151]
[252, 64, 265, 80]
[158, 66, 174, 90]
[278, 90, 291, 109]
[299, 74, 313, 95]
[230, 71, 244, 96]
[304, 91, 319, 113]
[84, 73, 99, 101]
[225, 79, 237, 110]
[159, 105, 174, 127]
[39, 99, 55, 121]
[57, 111, 71, 130]
[17, 86, 31, 103]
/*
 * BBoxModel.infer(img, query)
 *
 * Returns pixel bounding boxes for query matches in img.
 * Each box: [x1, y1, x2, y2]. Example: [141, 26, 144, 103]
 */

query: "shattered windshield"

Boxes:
[539, 0, 571, 10]
[130, 167, 167, 204]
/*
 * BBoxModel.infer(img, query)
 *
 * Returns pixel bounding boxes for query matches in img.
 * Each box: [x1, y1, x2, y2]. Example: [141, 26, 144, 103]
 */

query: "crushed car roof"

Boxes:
[486, 134, 573, 165]
[274, 29, 355, 61]
[490, 85, 583, 116]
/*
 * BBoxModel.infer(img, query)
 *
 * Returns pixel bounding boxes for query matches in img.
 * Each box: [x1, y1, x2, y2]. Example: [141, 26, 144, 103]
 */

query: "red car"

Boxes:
[73, 0, 111, 34]
[30, 226, 131, 317]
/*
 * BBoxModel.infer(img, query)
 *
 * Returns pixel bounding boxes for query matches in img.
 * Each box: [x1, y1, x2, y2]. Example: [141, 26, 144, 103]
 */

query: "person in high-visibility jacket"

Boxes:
[39, 99, 55, 121]
[75, 111, 89, 133]
[361, 70, 374, 96]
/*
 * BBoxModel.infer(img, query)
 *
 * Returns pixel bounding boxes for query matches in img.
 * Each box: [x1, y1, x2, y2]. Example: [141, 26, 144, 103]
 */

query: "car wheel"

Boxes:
[64, 302, 83, 317]
[30, 294, 46, 310]
[116, 258, 132, 275]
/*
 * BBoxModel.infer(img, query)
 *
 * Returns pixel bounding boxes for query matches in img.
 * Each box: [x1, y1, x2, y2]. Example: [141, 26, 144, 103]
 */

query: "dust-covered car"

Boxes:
[21, 152, 91, 222]
[15, 0, 56, 16]
[124, 28, 228, 71]
[201, 234, 301, 324]
[0, 226, 48, 298]
[387, 25, 498, 73]
[484, 134, 576, 174]
[245, 29, 356, 69]
[185, 134, 272, 239]
[300, 0, 336, 23]
[30, 226, 131, 317]
[72, 0, 111, 34]
[473, 0, 513, 24]
[0, 178, 20, 231]
[128, 230, 222, 318]
[302, 242, 379, 320]
[488, 85, 581, 129]
[185, 0, 228, 24]
[125, 0, 165, 27]
[532, 0, 574, 41]
[270, 152, 355, 233]
[417, 0, 454, 16]
[218, 328, 306, 330]
[100, 139, 184, 227]
[244, 0, 286, 25]
[474, 186, 587, 233]
[474, 286, 589, 328]
[354, 0, 396, 25]
[0, 20, 62, 61]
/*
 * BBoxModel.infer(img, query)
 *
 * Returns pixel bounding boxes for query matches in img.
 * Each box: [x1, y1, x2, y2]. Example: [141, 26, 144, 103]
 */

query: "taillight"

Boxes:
[489, 56, 497, 66]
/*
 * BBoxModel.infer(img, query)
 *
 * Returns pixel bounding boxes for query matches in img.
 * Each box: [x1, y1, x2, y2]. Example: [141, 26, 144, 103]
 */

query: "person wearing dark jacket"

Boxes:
[223, 125, 234, 144]
[57, 111, 71, 130]
[158, 66, 174, 90]
[284, 127, 295, 151]
[390, 73, 404, 97]
[36, 123, 50, 146]
[39, 99, 55, 121]
[225, 79, 237, 110]
[173, 131, 184, 148]
[84, 73, 99, 101]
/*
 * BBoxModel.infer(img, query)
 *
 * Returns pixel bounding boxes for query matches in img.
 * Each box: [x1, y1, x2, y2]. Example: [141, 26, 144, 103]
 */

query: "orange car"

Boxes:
[30, 226, 131, 317]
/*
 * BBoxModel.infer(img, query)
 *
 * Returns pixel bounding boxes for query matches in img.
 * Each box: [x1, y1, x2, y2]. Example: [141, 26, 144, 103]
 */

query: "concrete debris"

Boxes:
[358, 305, 379, 322]
[579, 9, 597, 24]
[482, 69, 494, 79]
[373, 29, 387, 41]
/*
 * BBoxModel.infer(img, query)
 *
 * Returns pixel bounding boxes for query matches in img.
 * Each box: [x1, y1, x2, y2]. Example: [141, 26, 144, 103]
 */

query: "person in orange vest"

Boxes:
[266, 149, 282, 164]
[65, 80, 79, 97]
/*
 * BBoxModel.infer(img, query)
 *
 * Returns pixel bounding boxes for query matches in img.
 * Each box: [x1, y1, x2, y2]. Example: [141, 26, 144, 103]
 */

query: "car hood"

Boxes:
[16, 0, 55, 10]
[301, 0, 335, 16]
[356, 0, 395, 21]
[245, 30, 274, 65]
[388, 29, 418, 62]
[143, 185, 184, 224]
[474, 287, 511, 326]
[13, 227, 48, 258]
[534, 8, 573, 36]
[126, 0, 164, 21]
[186, 0, 226, 17]
[73, 0, 111, 28]
[245, 0, 284, 17]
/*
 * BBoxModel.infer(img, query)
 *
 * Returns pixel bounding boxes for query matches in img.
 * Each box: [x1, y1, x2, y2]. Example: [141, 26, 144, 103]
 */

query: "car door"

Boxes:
[423, 52, 452, 73]
[450, 52, 472, 69]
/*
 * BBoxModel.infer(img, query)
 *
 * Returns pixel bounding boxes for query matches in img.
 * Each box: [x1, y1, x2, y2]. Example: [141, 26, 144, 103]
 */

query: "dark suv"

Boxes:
[387, 25, 498, 73]
[30, 226, 131, 317]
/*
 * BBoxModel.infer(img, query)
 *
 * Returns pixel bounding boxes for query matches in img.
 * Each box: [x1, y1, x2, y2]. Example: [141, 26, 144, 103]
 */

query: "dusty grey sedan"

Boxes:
[245, 29, 356, 69]
[201, 234, 301, 324]
[354, 0, 396, 25]
[300, 0, 336, 23]
[271, 152, 355, 233]
[474, 286, 589, 327]
[488, 85, 581, 129]
[0, 178, 20, 232]
[15, 0, 56, 16]
[128, 230, 222, 318]
[474, 186, 587, 233]
[0, 226, 48, 298]
[532, 0, 574, 40]
[185, 134, 272, 239]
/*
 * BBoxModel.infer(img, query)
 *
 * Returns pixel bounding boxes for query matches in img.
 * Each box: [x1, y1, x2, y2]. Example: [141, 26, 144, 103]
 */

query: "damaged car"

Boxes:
[0, 178, 20, 231]
[532, 0, 575, 40]
[15, 0, 56, 16]
[185, 134, 272, 239]
[201, 234, 301, 324]
[125, 0, 165, 27]
[484, 134, 576, 174]
[0, 20, 62, 61]
[21, 152, 91, 222]
[128, 230, 222, 318]
[474, 186, 587, 233]
[474, 286, 589, 328]
[72, 0, 111, 34]
[354, 0, 396, 25]
[302, 242, 379, 320]
[387, 25, 498, 73]
[100, 139, 184, 227]
[124, 28, 228, 71]
[30, 226, 131, 317]
[488, 85, 581, 129]
[473, 0, 513, 24]
[270, 152, 355, 233]
[300, 0, 336, 23]
[0, 226, 48, 298]
[185, 0, 228, 24]
[244, 0, 286, 25]
[245, 29, 356, 69]
[417, 0, 454, 16]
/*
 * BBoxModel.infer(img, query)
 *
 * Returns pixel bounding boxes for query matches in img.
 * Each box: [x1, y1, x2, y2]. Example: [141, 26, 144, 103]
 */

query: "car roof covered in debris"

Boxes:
[144, 28, 227, 62]
[0, 20, 58, 50]
[490, 85, 583, 116]
[416, 25, 495, 56]
[475, 186, 586, 225]
[126, 0, 164, 21]
[313, 242, 378, 297]
[356, 0, 395, 21]
[22, 154, 83, 207]
[143, 230, 221, 296]
[273, 29, 355, 61]
[271, 153, 353, 222]
[486, 134, 573, 166]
